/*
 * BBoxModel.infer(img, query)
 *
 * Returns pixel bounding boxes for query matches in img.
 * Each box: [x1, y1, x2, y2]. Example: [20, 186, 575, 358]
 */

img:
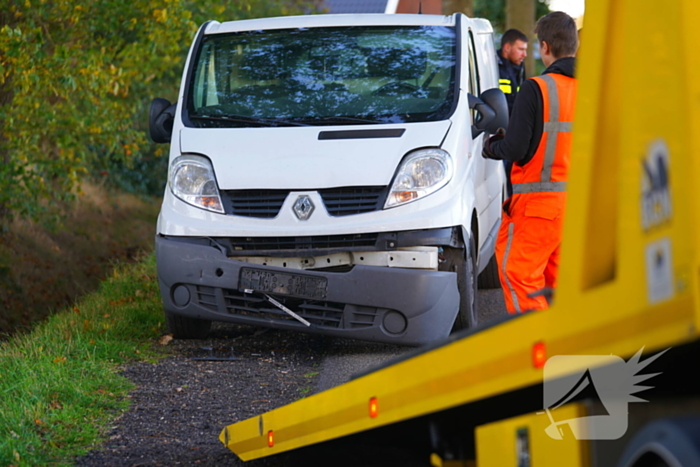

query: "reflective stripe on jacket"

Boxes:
[497, 50, 526, 115]
[499, 78, 520, 95]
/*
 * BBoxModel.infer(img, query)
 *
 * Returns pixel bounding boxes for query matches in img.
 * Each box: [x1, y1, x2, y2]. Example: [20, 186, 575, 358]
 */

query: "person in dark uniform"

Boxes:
[497, 29, 529, 197]
[497, 29, 528, 115]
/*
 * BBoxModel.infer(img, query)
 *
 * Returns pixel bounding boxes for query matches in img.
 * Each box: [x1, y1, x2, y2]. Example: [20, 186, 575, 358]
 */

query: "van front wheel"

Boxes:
[165, 311, 212, 339]
[440, 239, 478, 332]
[478, 254, 501, 289]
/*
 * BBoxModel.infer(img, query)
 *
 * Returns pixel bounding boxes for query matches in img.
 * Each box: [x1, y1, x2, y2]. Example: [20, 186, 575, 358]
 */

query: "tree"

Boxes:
[443, 0, 474, 17]
[0, 0, 321, 225]
[474, 0, 550, 33]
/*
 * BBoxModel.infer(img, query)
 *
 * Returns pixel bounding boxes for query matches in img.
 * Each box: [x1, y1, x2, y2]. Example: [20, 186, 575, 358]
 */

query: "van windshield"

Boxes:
[186, 26, 457, 127]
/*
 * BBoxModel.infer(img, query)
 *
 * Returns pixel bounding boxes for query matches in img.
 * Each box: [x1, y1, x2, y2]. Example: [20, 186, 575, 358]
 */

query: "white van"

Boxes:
[149, 13, 508, 346]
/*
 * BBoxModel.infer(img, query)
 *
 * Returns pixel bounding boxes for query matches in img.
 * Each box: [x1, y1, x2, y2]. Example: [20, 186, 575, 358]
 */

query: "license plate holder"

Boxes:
[239, 268, 328, 300]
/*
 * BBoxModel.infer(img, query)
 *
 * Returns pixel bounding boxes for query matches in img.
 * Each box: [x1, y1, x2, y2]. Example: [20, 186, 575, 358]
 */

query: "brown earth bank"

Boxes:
[0, 182, 161, 336]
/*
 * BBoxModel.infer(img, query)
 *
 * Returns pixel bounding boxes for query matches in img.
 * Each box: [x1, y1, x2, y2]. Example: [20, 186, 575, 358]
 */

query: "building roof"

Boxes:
[323, 0, 397, 14]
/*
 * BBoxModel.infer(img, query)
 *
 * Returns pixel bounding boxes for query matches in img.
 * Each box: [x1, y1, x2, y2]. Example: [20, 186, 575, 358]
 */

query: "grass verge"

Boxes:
[0, 254, 165, 466]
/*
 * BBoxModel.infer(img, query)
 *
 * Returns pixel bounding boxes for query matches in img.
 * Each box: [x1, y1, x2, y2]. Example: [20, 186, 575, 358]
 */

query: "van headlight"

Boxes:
[169, 155, 225, 213]
[385, 148, 453, 208]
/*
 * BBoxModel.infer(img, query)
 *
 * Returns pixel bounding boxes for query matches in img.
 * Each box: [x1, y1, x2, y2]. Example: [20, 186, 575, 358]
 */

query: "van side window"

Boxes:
[467, 30, 481, 96]
[194, 42, 220, 108]
[467, 30, 481, 126]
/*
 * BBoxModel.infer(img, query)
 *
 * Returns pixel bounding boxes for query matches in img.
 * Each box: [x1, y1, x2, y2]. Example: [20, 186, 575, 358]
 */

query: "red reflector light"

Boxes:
[369, 397, 379, 418]
[267, 430, 274, 447]
[532, 341, 547, 369]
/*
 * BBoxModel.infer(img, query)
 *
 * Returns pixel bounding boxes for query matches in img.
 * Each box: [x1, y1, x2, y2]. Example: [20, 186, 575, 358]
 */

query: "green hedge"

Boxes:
[0, 0, 321, 220]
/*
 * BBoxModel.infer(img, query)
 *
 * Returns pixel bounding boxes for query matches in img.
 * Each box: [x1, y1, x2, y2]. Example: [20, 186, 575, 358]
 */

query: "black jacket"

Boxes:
[497, 49, 526, 115]
[485, 57, 576, 166]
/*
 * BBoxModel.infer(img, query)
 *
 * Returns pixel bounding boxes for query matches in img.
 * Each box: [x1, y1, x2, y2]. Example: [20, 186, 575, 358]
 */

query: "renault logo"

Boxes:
[292, 195, 314, 221]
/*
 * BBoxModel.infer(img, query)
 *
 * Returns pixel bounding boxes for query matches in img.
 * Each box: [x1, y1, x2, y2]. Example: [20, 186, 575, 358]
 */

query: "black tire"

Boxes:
[165, 311, 212, 339]
[617, 418, 700, 467]
[440, 236, 478, 332]
[477, 254, 501, 289]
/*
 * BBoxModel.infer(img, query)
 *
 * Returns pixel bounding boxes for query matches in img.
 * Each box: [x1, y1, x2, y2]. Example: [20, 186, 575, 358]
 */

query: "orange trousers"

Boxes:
[495, 197, 564, 313]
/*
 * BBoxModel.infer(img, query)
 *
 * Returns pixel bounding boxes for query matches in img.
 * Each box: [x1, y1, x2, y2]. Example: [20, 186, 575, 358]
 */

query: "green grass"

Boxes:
[0, 254, 165, 466]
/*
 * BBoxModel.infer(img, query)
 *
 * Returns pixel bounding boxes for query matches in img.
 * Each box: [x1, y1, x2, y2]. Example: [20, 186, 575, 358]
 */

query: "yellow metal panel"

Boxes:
[220, 0, 700, 460]
[684, 0, 700, 335]
[476, 404, 589, 467]
[221, 299, 691, 460]
[575, 0, 623, 288]
[558, 0, 699, 325]
[222, 317, 544, 459]
[430, 452, 474, 467]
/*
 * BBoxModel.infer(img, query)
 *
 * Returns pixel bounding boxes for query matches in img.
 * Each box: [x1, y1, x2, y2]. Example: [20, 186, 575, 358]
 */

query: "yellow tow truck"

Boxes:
[219, 0, 700, 464]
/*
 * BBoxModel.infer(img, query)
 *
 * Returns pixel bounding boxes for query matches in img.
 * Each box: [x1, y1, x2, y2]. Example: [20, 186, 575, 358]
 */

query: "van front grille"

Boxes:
[220, 187, 387, 218]
[227, 233, 379, 252]
[221, 189, 289, 218]
[319, 186, 387, 216]
[194, 286, 378, 329]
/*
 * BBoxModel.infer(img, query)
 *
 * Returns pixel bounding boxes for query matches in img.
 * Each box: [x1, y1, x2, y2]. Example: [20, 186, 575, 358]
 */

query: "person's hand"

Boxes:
[482, 128, 506, 159]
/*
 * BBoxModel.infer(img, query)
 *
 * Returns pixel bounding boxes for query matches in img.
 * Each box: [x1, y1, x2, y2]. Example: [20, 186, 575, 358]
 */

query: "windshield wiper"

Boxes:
[190, 114, 310, 127]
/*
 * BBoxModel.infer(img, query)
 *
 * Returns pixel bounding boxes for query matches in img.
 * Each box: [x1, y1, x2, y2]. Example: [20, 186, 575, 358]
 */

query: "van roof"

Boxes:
[204, 14, 465, 35]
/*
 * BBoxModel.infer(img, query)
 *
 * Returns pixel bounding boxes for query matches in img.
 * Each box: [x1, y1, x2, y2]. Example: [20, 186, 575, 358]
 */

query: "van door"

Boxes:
[474, 30, 506, 212]
[467, 29, 488, 218]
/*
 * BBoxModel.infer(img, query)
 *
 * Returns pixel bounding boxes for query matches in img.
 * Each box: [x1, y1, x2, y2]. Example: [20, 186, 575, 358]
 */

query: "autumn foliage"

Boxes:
[0, 0, 320, 222]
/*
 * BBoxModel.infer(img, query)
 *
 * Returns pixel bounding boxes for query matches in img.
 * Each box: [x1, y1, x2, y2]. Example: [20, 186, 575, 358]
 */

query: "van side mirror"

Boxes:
[468, 88, 509, 139]
[149, 98, 176, 144]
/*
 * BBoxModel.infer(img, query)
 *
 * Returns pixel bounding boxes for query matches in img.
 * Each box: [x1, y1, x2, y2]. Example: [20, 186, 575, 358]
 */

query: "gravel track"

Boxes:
[76, 325, 336, 467]
[76, 290, 506, 466]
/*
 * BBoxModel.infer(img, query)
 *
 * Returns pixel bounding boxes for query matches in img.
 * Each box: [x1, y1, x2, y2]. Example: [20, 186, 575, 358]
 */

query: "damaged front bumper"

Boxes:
[155, 234, 460, 346]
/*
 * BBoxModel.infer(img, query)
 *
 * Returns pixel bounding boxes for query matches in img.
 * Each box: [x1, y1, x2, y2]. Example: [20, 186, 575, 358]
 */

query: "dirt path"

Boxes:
[76, 291, 506, 466]
[75, 324, 335, 467]
[75, 325, 413, 466]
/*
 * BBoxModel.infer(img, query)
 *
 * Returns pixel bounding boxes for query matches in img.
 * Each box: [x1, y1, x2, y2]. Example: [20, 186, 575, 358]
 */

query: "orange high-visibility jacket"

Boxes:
[510, 73, 578, 200]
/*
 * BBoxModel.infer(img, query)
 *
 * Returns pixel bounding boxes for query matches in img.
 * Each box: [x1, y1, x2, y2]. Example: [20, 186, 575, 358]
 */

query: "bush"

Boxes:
[0, 0, 321, 222]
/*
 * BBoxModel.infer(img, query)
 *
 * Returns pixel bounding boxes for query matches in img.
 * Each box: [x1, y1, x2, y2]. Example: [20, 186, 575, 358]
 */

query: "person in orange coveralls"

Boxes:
[482, 11, 579, 313]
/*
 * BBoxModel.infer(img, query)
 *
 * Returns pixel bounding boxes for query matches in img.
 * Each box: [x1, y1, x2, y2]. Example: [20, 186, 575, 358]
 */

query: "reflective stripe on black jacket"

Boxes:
[497, 49, 526, 115]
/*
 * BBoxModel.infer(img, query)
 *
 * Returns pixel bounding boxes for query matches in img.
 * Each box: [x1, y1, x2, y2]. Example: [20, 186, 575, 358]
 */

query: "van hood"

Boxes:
[179, 121, 452, 190]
